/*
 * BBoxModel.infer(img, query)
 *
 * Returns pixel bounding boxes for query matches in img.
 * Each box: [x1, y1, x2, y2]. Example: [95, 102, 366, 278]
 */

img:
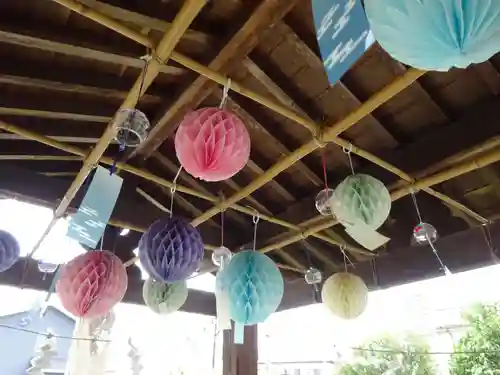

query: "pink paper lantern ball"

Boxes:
[56, 251, 128, 318]
[175, 107, 251, 182]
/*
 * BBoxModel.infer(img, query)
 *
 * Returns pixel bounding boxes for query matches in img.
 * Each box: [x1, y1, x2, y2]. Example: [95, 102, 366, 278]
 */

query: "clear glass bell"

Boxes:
[114, 108, 150, 147]
[37, 261, 58, 274]
[304, 267, 322, 285]
[412, 222, 438, 245]
[212, 246, 232, 268]
[315, 188, 335, 216]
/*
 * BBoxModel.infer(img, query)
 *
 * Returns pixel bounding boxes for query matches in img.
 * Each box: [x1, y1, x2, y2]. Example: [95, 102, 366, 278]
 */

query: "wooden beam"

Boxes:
[78, 0, 212, 45]
[131, 0, 300, 159]
[275, 22, 398, 147]
[0, 133, 110, 144]
[223, 325, 258, 375]
[0, 107, 110, 123]
[300, 240, 340, 272]
[0, 74, 161, 105]
[0, 258, 216, 315]
[473, 61, 500, 96]
[278, 221, 500, 311]
[0, 155, 81, 161]
[0, 28, 183, 76]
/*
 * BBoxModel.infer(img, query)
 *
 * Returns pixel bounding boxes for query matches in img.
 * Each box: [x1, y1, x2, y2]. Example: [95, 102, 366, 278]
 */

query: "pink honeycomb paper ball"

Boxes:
[175, 107, 251, 182]
[56, 251, 128, 318]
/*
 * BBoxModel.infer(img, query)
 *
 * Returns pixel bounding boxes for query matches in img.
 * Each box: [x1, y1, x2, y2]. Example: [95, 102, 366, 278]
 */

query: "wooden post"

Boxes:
[223, 325, 258, 375]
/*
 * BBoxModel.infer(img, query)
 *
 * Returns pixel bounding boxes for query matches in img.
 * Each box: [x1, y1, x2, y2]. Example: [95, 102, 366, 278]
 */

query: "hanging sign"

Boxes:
[67, 166, 123, 248]
[312, 0, 375, 86]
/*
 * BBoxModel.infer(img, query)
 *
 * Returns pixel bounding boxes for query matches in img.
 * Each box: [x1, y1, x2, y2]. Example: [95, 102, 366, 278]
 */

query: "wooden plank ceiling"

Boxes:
[1, 0, 500, 304]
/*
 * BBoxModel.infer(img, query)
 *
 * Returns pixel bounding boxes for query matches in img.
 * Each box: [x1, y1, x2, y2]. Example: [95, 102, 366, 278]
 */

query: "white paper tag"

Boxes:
[216, 284, 232, 330]
[344, 221, 390, 250]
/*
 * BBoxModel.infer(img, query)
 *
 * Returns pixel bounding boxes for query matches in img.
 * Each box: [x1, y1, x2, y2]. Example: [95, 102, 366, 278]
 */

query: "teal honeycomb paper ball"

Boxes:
[219, 251, 284, 325]
[142, 278, 188, 315]
[365, 0, 500, 71]
[331, 174, 391, 230]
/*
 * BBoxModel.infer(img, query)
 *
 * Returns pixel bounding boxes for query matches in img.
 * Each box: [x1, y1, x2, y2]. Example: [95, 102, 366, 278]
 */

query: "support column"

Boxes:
[223, 325, 258, 375]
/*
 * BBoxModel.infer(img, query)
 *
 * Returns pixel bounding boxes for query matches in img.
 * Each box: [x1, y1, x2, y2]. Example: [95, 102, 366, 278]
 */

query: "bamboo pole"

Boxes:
[0, 155, 82, 161]
[26, 0, 207, 258]
[258, 146, 500, 255]
[391, 136, 500, 191]
[190, 70, 424, 227]
[0, 120, 369, 256]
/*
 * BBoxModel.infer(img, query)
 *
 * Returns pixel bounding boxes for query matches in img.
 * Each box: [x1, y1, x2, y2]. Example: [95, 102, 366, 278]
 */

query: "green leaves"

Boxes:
[338, 335, 436, 375]
[450, 304, 500, 375]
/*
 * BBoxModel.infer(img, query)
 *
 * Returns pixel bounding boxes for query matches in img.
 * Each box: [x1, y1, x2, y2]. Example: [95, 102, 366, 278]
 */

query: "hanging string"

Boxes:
[219, 78, 231, 109]
[0, 323, 110, 343]
[252, 211, 260, 252]
[410, 189, 424, 224]
[342, 144, 355, 175]
[321, 149, 329, 190]
[370, 258, 379, 289]
[220, 209, 225, 247]
[99, 230, 105, 251]
[169, 167, 183, 218]
[427, 238, 450, 275]
[340, 245, 355, 271]
[480, 222, 497, 261]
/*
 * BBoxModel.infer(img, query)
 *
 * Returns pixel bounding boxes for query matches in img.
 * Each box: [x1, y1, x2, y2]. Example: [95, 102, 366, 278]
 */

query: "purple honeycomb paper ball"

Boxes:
[0, 230, 20, 272]
[138, 217, 204, 282]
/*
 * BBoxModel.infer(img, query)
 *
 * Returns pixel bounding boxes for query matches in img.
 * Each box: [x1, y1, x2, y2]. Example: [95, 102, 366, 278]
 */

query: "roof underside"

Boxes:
[0, 0, 500, 311]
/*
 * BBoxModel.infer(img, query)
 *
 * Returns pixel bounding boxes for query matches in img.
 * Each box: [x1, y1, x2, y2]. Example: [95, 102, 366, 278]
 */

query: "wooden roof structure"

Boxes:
[1, 0, 500, 315]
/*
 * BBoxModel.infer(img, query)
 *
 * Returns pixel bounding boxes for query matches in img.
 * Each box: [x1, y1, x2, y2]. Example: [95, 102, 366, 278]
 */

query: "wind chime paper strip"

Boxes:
[344, 221, 389, 250]
[67, 166, 123, 248]
[311, 0, 375, 86]
[215, 281, 232, 330]
[234, 323, 245, 345]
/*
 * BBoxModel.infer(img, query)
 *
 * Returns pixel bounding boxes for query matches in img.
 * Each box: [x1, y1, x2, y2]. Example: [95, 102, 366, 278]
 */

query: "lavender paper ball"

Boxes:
[0, 230, 20, 272]
[138, 217, 204, 282]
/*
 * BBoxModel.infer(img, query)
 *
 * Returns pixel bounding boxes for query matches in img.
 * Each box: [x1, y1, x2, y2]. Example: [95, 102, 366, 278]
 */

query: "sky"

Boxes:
[0, 198, 499, 373]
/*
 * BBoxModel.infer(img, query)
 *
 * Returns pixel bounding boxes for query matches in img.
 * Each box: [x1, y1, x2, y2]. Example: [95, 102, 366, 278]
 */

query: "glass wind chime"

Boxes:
[410, 190, 451, 276]
[110, 54, 152, 173]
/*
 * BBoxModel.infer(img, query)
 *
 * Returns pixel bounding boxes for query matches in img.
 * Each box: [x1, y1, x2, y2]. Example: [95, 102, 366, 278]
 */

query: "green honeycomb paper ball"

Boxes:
[142, 278, 188, 315]
[331, 174, 391, 230]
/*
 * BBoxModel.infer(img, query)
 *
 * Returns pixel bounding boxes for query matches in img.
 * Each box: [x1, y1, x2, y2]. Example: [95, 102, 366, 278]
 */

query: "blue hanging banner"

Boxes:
[312, 0, 375, 86]
[67, 166, 123, 248]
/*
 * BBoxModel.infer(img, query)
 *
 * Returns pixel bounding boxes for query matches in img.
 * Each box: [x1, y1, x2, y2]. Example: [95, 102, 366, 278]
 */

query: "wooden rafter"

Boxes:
[26, 0, 208, 255]
[0, 29, 183, 76]
[130, 0, 300, 159]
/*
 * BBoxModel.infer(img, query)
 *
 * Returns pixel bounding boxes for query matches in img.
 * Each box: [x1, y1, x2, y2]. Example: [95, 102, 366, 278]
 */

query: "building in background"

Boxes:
[0, 305, 75, 374]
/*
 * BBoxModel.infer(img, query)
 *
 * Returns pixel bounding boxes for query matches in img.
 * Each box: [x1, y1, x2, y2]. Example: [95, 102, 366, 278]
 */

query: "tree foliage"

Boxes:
[337, 336, 436, 375]
[450, 303, 500, 375]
